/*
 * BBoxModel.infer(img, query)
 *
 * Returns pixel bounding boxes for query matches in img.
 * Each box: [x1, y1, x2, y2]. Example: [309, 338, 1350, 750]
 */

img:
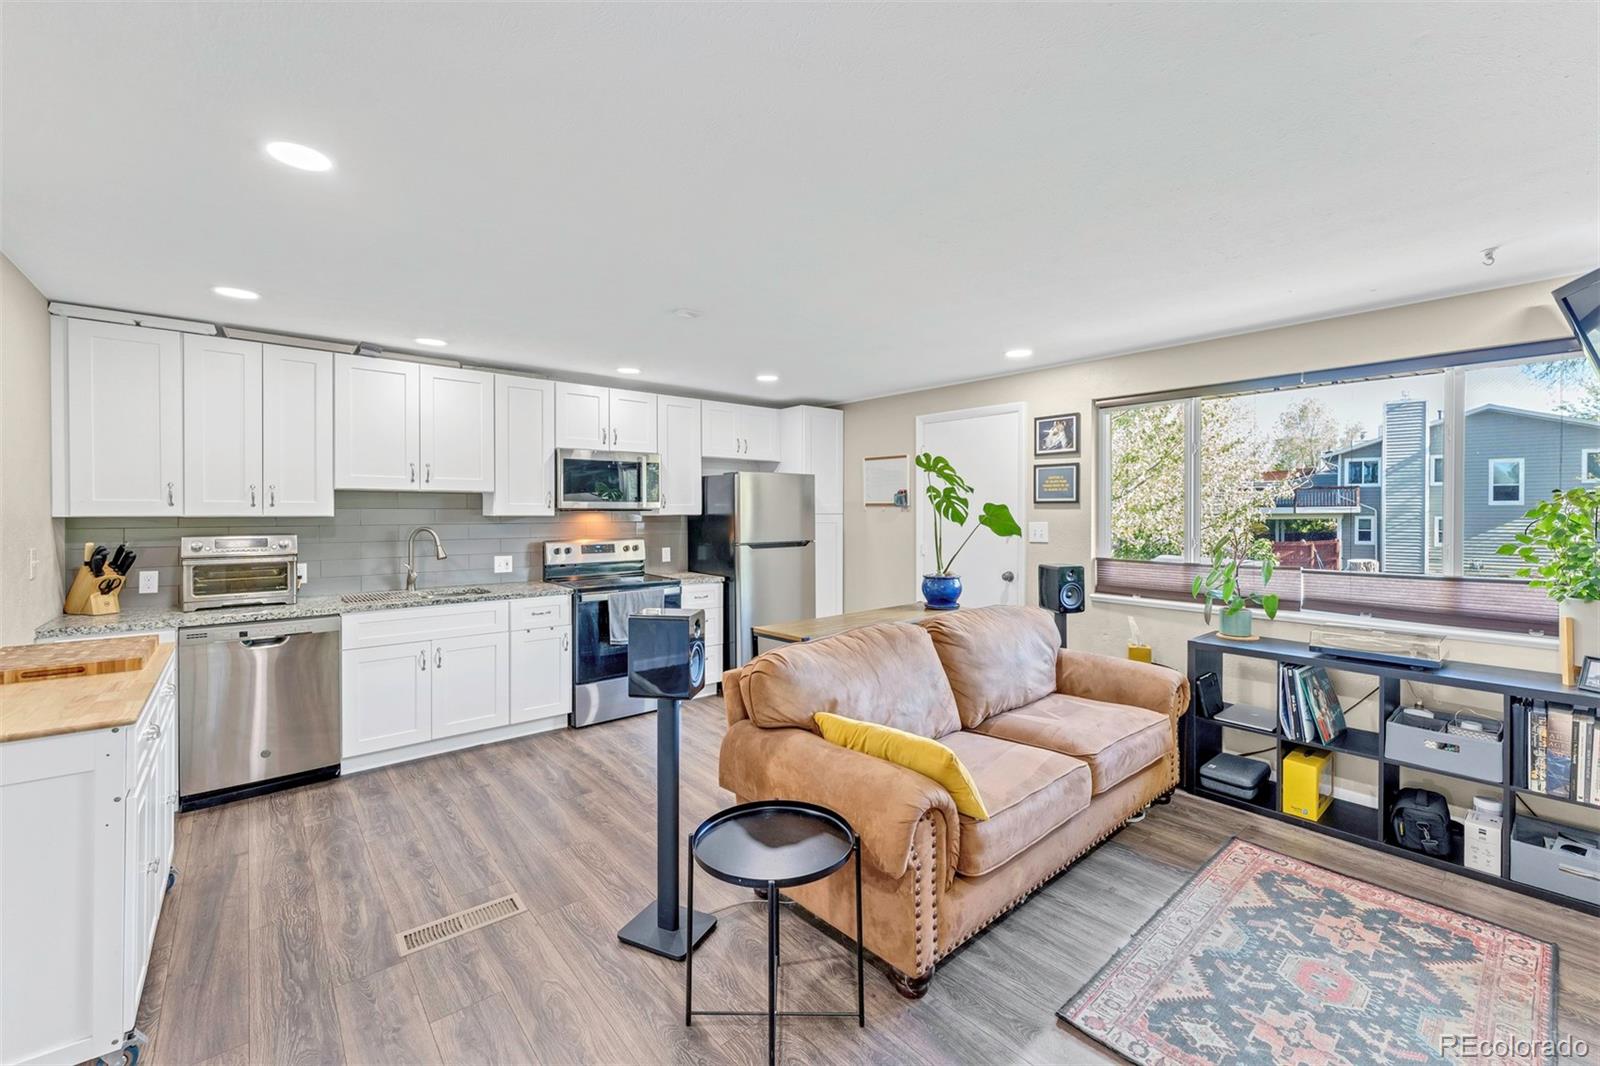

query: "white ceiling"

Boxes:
[3, 3, 1595, 404]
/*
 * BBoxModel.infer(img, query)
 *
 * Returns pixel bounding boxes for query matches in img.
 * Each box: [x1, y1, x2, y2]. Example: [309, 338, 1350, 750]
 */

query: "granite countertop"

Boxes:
[34, 580, 572, 640]
[34, 574, 725, 640]
[0, 642, 175, 743]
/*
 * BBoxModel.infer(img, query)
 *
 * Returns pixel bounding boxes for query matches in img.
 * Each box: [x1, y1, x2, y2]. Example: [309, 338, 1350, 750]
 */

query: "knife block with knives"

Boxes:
[64, 541, 135, 616]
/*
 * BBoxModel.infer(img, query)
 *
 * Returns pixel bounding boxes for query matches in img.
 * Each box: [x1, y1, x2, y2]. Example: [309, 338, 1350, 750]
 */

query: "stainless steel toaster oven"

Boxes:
[180, 535, 299, 612]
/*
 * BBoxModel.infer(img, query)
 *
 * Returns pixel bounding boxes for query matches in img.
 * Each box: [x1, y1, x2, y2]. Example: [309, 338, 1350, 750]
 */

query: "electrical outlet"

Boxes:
[296, 563, 308, 585]
[660, 546, 672, 564]
[137, 570, 159, 594]
[1028, 522, 1049, 544]
[493, 554, 513, 574]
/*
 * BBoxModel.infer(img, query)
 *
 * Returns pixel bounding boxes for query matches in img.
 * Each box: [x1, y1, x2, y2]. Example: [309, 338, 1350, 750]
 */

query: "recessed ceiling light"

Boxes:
[617, 367, 642, 375]
[264, 141, 334, 172]
[212, 286, 259, 300]
[414, 337, 448, 347]
[1004, 348, 1034, 360]
[672, 308, 701, 319]
[756, 374, 779, 383]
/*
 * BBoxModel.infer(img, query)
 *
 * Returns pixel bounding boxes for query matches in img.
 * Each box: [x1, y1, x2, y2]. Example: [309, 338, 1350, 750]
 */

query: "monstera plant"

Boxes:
[916, 452, 1022, 609]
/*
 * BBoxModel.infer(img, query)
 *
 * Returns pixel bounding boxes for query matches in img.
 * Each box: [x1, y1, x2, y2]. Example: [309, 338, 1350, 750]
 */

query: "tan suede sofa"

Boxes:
[718, 605, 1189, 997]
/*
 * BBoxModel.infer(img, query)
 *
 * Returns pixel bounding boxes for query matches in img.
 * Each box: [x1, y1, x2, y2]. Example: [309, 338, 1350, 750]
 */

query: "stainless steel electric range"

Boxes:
[542, 538, 682, 727]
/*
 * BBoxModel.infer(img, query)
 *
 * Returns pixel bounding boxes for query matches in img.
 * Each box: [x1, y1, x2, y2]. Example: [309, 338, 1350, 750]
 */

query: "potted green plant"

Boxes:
[915, 452, 1022, 609]
[1496, 486, 1600, 665]
[1192, 542, 1280, 640]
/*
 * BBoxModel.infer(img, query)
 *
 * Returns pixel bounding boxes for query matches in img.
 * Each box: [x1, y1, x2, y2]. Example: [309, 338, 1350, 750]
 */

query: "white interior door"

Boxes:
[915, 403, 1028, 607]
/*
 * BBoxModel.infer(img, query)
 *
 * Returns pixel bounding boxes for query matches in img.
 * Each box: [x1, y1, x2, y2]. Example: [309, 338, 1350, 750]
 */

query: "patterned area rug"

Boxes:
[1060, 838, 1558, 1066]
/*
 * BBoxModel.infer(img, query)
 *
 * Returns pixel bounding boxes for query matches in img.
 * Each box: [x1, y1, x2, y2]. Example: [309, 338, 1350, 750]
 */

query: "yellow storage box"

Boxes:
[1281, 748, 1333, 821]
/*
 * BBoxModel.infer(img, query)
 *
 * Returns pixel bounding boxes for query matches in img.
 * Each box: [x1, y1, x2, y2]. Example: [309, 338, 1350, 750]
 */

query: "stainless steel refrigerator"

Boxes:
[688, 472, 815, 667]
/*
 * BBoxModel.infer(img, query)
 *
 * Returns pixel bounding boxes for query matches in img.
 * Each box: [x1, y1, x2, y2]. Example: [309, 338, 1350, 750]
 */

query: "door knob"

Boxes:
[1001, 571, 1015, 582]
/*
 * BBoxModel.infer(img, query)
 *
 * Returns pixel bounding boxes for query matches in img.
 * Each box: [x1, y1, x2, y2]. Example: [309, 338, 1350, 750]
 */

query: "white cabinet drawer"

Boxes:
[342, 600, 509, 650]
[682, 582, 722, 609]
[702, 607, 723, 640]
[511, 596, 571, 629]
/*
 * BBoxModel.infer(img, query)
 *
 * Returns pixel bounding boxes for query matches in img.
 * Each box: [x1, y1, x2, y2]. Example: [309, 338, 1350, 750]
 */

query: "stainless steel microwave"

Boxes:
[556, 449, 662, 511]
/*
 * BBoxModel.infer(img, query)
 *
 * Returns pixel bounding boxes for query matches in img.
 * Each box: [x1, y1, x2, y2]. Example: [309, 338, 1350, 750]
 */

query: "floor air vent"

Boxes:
[396, 893, 525, 955]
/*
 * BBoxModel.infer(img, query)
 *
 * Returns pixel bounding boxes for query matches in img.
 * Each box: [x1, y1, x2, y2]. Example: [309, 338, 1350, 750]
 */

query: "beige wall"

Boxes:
[0, 255, 63, 644]
[841, 278, 1576, 696]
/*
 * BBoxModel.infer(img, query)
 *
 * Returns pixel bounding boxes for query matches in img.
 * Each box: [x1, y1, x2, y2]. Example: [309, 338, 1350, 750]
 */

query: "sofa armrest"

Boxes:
[1056, 649, 1189, 718]
[719, 719, 960, 883]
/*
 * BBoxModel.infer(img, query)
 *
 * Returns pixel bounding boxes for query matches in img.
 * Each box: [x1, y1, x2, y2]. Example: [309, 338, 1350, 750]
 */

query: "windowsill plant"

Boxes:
[1497, 486, 1600, 672]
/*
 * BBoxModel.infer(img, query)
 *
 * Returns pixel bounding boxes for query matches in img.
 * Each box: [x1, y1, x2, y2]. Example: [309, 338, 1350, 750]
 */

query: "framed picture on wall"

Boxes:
[1034, 462, 1079, 504]
[1035, 413, 1079, 456]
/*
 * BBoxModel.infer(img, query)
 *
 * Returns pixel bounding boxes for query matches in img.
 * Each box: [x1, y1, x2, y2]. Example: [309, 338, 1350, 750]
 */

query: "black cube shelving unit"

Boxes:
[1185, 633, 1599, 915]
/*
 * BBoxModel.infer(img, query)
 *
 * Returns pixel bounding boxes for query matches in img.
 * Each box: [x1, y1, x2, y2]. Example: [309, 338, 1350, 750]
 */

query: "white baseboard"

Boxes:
[342, 715, 567, 775]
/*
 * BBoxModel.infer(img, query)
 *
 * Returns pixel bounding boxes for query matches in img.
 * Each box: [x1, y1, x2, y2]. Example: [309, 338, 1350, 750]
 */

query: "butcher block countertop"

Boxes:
[0, 640, 174, 743]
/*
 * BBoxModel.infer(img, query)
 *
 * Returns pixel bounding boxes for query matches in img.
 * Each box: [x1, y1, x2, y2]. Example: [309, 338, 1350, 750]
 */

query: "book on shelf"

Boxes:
[1275, 663, 1347, 745]
[1528, 704, 1548, 794]
[1524, 702, 1598, 805]
[1548, 707, 1574, 799]
[1304, 667, 1348, 744]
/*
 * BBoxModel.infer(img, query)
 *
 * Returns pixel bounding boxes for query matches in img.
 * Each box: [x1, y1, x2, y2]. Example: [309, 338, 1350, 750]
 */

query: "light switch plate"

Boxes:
[493, 554, 513, 574]
[137, 570, 158, 594]
[660, 546, 672, 564]
[1028, 522, 1049, 544]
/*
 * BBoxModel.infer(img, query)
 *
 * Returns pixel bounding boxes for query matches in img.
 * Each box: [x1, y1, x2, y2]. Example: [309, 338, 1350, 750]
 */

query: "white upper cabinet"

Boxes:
[261, 345, 334, 516]
[701, 400, 780, 462]
[335, 354, 421, 490]
[485, 374, 556, 516]
[554, 382, 610, 450]
[555, 382, 658, 452]
[419, 365, 494, 491]
[182, 336, 263, 515]
[608, 388, 658, 452]
[740, 405, 781, 462]
[657, 394, 703, 515]
[65, 320, 184, 516]
[778, 405, 843, 513]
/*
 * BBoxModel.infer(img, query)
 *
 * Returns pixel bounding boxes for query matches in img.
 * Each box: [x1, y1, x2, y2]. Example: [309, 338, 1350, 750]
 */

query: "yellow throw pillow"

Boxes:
[813, 712, 990, 820]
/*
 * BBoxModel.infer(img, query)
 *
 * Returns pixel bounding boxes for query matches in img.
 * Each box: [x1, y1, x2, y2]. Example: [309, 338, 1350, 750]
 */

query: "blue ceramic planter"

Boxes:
[922, 573, 962, 610]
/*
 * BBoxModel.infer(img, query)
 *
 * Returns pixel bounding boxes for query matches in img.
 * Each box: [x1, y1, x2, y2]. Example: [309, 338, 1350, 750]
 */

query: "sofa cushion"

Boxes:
[739, 621, 962, 739]
[939, 731, 1091, 876]
[973, 692, 1170, 794]
[813, 712, 990, 820]
[920, 606, 1061, 728]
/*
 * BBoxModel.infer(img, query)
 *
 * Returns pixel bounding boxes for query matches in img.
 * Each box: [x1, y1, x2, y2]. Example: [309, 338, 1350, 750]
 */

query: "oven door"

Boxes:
[573, 587, 683, 685]
[557, 450, 662, 511]
[182, 556, 297, 611]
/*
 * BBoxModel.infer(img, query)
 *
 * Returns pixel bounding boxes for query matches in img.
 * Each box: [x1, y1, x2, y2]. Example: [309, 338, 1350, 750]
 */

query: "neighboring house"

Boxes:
[1269, 401, 1600, 574]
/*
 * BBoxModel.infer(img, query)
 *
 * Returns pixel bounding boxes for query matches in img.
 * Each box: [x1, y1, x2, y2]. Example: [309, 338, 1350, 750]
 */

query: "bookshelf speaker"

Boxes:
[1038, 564, 1086, 614]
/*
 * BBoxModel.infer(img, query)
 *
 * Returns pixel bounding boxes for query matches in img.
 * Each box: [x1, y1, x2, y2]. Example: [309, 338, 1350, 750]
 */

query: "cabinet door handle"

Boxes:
[250, 484, 257, 507]
[268, 484, 276, 507]
[410, 462, 417, 483]
[166, 481, 175, 506]
[546, 490, 552, 509]
[562, 633, 569, 652]
[425, 462, 432, 484]
[419, 649, 427, 672]
[435, 647, 444, 669]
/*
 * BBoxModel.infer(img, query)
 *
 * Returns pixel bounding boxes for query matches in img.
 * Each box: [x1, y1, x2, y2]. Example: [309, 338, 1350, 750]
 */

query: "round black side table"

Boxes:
[686, 800, 864, 1064]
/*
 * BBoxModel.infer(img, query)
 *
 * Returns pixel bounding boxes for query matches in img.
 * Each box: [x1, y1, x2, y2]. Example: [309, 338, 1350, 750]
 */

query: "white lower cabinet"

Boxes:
[342, 640, 434, 757]
[681, 582, 726, 692]
[341, 598, 570, 764]
[0, 654, 176, 1066]
[431, 632, 510, 739]
[510, 625, 571, 724]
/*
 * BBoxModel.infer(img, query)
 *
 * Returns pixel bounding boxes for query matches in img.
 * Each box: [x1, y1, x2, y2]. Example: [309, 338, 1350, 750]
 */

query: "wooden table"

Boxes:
[752, 603, 939, 649]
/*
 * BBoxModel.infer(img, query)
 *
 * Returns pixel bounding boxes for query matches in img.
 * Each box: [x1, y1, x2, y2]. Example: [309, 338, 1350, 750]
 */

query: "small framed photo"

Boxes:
[1034, 413, 1079, 456]
[1034, 462, 1080, 504]
[1580, 656, 1600, 694]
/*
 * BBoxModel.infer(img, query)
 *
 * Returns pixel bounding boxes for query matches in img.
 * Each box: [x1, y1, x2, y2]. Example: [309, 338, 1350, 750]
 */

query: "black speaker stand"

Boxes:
[618, 696, 717, 960]
[1052, 612, 1068, 649]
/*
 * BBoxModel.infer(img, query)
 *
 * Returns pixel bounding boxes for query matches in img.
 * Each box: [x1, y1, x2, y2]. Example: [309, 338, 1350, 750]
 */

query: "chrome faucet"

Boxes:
[405, 527, 448, 591]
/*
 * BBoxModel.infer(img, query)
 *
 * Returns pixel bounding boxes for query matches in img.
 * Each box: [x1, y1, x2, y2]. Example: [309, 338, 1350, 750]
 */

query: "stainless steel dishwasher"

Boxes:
[178, 614, 341, 808]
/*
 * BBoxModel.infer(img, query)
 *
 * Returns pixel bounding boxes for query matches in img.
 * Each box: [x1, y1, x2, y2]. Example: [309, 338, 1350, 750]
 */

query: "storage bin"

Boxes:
[1510, 815, 1600, 905]
[1384, 708, 1503, 784]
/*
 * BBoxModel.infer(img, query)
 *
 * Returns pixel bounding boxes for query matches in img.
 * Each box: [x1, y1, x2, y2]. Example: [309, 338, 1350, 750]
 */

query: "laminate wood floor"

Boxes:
[132, 698, 1600, 1065]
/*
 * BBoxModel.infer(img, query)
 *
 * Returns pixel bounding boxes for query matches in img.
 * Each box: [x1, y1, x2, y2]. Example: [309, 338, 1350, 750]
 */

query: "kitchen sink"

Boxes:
[339, 586, 496, 607]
